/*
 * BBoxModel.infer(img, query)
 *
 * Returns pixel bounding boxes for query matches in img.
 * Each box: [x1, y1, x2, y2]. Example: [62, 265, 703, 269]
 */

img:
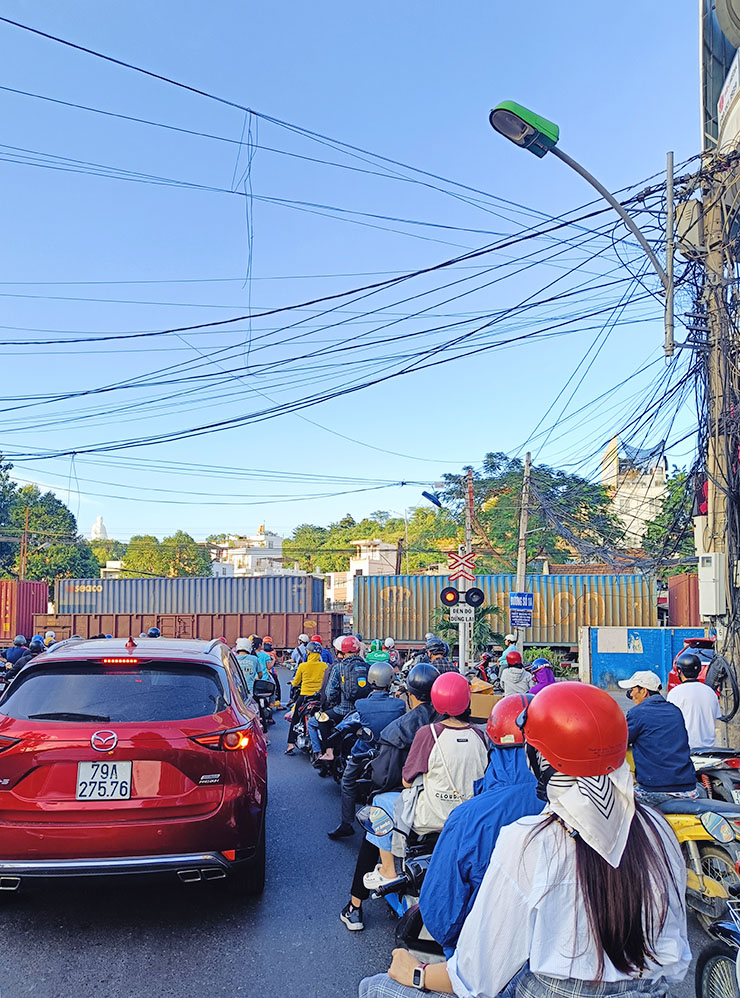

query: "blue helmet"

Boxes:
[531, 657, 551, 670]
[147, 627, 161, 638]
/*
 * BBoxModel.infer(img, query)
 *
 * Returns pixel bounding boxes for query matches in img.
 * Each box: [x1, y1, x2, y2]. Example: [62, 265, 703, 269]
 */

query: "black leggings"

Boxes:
[350, 836, 380, 902]
[287, 694, 312, 745]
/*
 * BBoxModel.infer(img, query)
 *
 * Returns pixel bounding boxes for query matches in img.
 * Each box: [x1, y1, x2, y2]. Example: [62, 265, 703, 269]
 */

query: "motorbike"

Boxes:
[694, 749, 740, 804]
[291, 695, 322, 757]
[656, 797, 740, 932]
[356, 802, 439, 917]
[252, 678, 276, 733]
[695, 885, 740, 998]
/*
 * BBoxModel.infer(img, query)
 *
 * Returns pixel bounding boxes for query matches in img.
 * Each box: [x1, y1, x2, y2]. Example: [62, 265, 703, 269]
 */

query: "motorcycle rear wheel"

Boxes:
[698, 845, 740, 932]
[695, 942, 739, 998]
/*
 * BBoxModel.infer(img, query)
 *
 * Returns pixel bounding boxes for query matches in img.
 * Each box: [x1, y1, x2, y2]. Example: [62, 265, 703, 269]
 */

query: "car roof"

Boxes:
[39, 637, 229, 665]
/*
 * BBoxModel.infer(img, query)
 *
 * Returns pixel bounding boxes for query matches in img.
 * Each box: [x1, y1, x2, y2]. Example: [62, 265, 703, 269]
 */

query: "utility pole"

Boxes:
[458, 467, 475, 673]
[515, 453, 532, 651]
[18, 506, 29, 581]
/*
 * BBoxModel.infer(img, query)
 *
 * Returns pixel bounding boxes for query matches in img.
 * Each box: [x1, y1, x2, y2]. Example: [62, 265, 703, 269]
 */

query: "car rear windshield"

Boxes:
[0, 662, 228, 723]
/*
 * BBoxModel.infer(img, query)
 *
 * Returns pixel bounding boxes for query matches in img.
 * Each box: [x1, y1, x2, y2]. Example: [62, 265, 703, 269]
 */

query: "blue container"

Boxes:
[353, 574, 657, 647]
[585, 626, 709, 689]
[55, 575, 324, 615]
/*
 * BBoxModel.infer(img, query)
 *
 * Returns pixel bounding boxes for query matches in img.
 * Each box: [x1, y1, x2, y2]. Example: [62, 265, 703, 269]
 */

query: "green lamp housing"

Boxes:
[489, 101, 560, 159]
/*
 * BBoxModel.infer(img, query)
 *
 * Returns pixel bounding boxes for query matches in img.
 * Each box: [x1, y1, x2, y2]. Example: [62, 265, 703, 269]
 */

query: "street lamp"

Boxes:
[488, 101, 675, 355]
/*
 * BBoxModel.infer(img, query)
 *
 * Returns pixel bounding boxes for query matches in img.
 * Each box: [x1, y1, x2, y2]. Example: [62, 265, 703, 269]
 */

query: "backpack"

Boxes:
[341, 655, 370, 704]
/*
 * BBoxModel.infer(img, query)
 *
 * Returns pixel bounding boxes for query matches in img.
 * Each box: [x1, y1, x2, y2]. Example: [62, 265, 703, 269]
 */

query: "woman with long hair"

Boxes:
[359, 681, 689, 998]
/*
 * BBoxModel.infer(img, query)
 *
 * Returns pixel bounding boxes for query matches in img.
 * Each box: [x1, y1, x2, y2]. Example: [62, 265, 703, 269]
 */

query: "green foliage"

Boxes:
[642, 468, 695, 570]
[521, 646, 576, 679]
[24, 542, 100, 598]
[432, 605, 505, 656]
[123, 532, 212, 578]
[91, 538, 127, 567]
[438, 453, 623, 571]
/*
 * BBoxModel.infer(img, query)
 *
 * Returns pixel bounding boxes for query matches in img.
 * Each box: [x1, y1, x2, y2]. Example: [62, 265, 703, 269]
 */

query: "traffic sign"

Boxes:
[449, 604, 475, 624]
[440, 586, 460, 607]
[509, 591, 534, 629]
[465, 587, 485, 608]
[448, 551, 476, 582]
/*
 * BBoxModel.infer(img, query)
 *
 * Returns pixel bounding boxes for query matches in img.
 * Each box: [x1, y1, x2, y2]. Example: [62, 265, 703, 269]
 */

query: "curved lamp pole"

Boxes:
[488, 101, 674, 356]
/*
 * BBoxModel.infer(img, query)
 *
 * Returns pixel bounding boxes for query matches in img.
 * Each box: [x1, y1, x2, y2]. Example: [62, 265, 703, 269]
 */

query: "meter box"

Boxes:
[698, 552, 727, 617]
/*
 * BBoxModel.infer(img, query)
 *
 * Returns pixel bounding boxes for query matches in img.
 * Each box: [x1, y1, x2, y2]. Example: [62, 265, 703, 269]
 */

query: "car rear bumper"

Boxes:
[0, 851, 237, 888]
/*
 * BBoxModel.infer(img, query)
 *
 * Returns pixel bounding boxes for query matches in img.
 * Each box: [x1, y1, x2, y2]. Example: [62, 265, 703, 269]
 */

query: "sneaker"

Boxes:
[363, 865, 397, 891]
[340, 902, 364, 931]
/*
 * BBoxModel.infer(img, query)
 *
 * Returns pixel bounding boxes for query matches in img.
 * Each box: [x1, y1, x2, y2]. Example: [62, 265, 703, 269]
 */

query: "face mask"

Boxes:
[525, 745, 556, 802]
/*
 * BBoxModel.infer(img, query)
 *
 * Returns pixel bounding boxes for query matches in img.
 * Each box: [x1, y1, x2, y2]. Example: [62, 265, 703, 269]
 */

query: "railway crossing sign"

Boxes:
[509, 591, 534, 629]
[447, 551, 476, 582]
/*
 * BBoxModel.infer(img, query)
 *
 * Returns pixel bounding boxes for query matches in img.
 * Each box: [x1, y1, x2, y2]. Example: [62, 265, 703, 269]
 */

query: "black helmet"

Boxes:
[407, 662, 440, 701]
[28, 639, 45, 655]
[676, 652, 702, 680]
[426, 637, 447, 658]
[147, 627, 161, 638]
[368, 662, 394, 689]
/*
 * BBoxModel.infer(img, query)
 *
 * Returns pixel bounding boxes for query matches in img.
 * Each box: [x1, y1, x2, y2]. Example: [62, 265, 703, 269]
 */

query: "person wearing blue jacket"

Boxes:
[418, 693, 543, 958]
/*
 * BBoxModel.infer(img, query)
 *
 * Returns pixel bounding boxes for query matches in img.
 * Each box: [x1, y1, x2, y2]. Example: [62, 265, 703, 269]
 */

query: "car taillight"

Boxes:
[0, 736, 20, 753]
[190, 724, 252, 751]
[725, 758, 740, 768]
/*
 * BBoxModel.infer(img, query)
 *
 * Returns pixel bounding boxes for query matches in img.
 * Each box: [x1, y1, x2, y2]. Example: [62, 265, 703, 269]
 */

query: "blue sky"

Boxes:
[0, 1, 700, 541]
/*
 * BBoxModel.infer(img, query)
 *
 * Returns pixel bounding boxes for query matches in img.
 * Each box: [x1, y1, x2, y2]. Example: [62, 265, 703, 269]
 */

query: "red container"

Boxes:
[32, 611, 345, 652]
[0, 581, 48, 644]
[668, 573, 701, 627]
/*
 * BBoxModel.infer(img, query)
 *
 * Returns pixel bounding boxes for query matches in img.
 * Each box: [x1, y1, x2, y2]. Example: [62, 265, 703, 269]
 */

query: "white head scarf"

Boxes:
[545, 760, 635, 868]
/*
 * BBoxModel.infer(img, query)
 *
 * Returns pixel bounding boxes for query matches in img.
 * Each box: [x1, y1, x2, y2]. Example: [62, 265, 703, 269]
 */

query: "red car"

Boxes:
[667, 636, 716, 692]
[0, 636, 267, 895]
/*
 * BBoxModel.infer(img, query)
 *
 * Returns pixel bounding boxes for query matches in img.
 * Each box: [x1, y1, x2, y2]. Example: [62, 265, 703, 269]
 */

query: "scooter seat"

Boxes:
[653, 797, 740, 816]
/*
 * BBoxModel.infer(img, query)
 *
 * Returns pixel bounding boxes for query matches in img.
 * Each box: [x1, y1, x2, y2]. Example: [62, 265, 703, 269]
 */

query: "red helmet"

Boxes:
[506, 650, 522, 666]
[520, 682, 628, 777]
[339, 635, 361, 655]
[310, 634, 323, 644]
[487, 693, 533, 746]
[431, 672, 470, 716]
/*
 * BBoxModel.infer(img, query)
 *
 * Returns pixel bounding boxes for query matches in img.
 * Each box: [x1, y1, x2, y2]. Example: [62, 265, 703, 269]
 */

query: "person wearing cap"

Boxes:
[666, 652, 721, 750]
[418, 694, 542, 958]
[618, 670, 699, 804]
[500, 650, 533, 696]
[360, 682, 690, 998]
[497, 633, 518, 673]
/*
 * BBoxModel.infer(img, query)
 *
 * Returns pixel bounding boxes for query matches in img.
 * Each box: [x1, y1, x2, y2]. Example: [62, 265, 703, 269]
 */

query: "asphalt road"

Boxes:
[0, 678, 709, 998]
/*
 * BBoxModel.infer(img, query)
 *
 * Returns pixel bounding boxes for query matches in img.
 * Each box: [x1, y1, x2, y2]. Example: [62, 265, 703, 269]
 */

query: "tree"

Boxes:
[642, 468, 696, 568]
[91, 538, 127, 567]
[122, 532, 212, 578]
[432, 605, 504, 657]
[439, 453, 624, 572]
[25, 542, 100, 598]
[0, 455, 17, 575]
[8, 484, 77, 543]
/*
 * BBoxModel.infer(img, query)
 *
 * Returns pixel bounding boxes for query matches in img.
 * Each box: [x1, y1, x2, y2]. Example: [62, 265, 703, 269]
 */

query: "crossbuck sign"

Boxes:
[447, 551, 476, 583]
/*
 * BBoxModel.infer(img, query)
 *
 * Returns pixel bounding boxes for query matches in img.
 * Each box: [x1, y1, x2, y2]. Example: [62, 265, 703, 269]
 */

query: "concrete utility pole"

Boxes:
[458, 467, 475, 673]
[18, 506, 29, 581]
[515, 453, 532, 651]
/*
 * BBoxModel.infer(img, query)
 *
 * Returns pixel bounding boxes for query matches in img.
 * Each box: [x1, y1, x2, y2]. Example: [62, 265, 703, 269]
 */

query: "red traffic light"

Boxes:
[440, 587, 460, 606]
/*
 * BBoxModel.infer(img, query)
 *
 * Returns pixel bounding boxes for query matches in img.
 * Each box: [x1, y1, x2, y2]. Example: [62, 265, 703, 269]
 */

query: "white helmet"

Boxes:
[235, 637, 251, 652]
[333, 635, 344, 652]
[384, 637, 395, 648]
[504, 633, 516, 643]
[424, 632, 435, 642]
[298, 634, 309, 644]
[45, 630, 56, 642]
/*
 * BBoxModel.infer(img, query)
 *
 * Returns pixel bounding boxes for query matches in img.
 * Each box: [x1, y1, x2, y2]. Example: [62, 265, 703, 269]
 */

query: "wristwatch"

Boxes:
[412, 963, 429, 991]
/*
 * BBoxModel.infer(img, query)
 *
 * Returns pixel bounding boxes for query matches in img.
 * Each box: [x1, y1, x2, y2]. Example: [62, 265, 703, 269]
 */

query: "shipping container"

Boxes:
[32, 612, 344, 652]
[0, 581, 48, 644]
[668, 573, 701, 627]
[54, 575, 324, 616]
[353, 574, 657, 648]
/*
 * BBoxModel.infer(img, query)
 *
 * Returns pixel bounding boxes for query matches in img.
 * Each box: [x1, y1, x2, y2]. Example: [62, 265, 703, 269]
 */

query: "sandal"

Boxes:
[284, 747, 296, 755]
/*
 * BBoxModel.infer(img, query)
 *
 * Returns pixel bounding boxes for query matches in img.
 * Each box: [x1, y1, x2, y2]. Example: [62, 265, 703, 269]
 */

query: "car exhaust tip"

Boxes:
[177, 869, 202, 883]
[202, 868, 226, 881]
[0, 877, 21, 891]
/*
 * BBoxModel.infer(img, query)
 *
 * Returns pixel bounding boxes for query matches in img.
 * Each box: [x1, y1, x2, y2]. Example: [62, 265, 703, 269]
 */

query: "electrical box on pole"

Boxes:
[699, 552, 727, 617]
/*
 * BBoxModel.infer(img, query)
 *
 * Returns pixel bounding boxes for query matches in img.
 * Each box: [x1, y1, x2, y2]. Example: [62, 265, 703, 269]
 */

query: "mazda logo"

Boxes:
[90, 730, 118, 752]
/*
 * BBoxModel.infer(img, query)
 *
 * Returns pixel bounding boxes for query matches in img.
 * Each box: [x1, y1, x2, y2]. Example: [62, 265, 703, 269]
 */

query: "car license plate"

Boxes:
[732, 789, 740, 806]
[76, 761, 132, 801]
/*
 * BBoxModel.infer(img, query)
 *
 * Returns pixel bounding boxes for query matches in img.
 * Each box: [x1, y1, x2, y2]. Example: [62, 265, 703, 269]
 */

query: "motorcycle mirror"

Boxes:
[362, 727, 374, 740]
[355, 804, 394, 836]
[700, 810, 736, 844]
